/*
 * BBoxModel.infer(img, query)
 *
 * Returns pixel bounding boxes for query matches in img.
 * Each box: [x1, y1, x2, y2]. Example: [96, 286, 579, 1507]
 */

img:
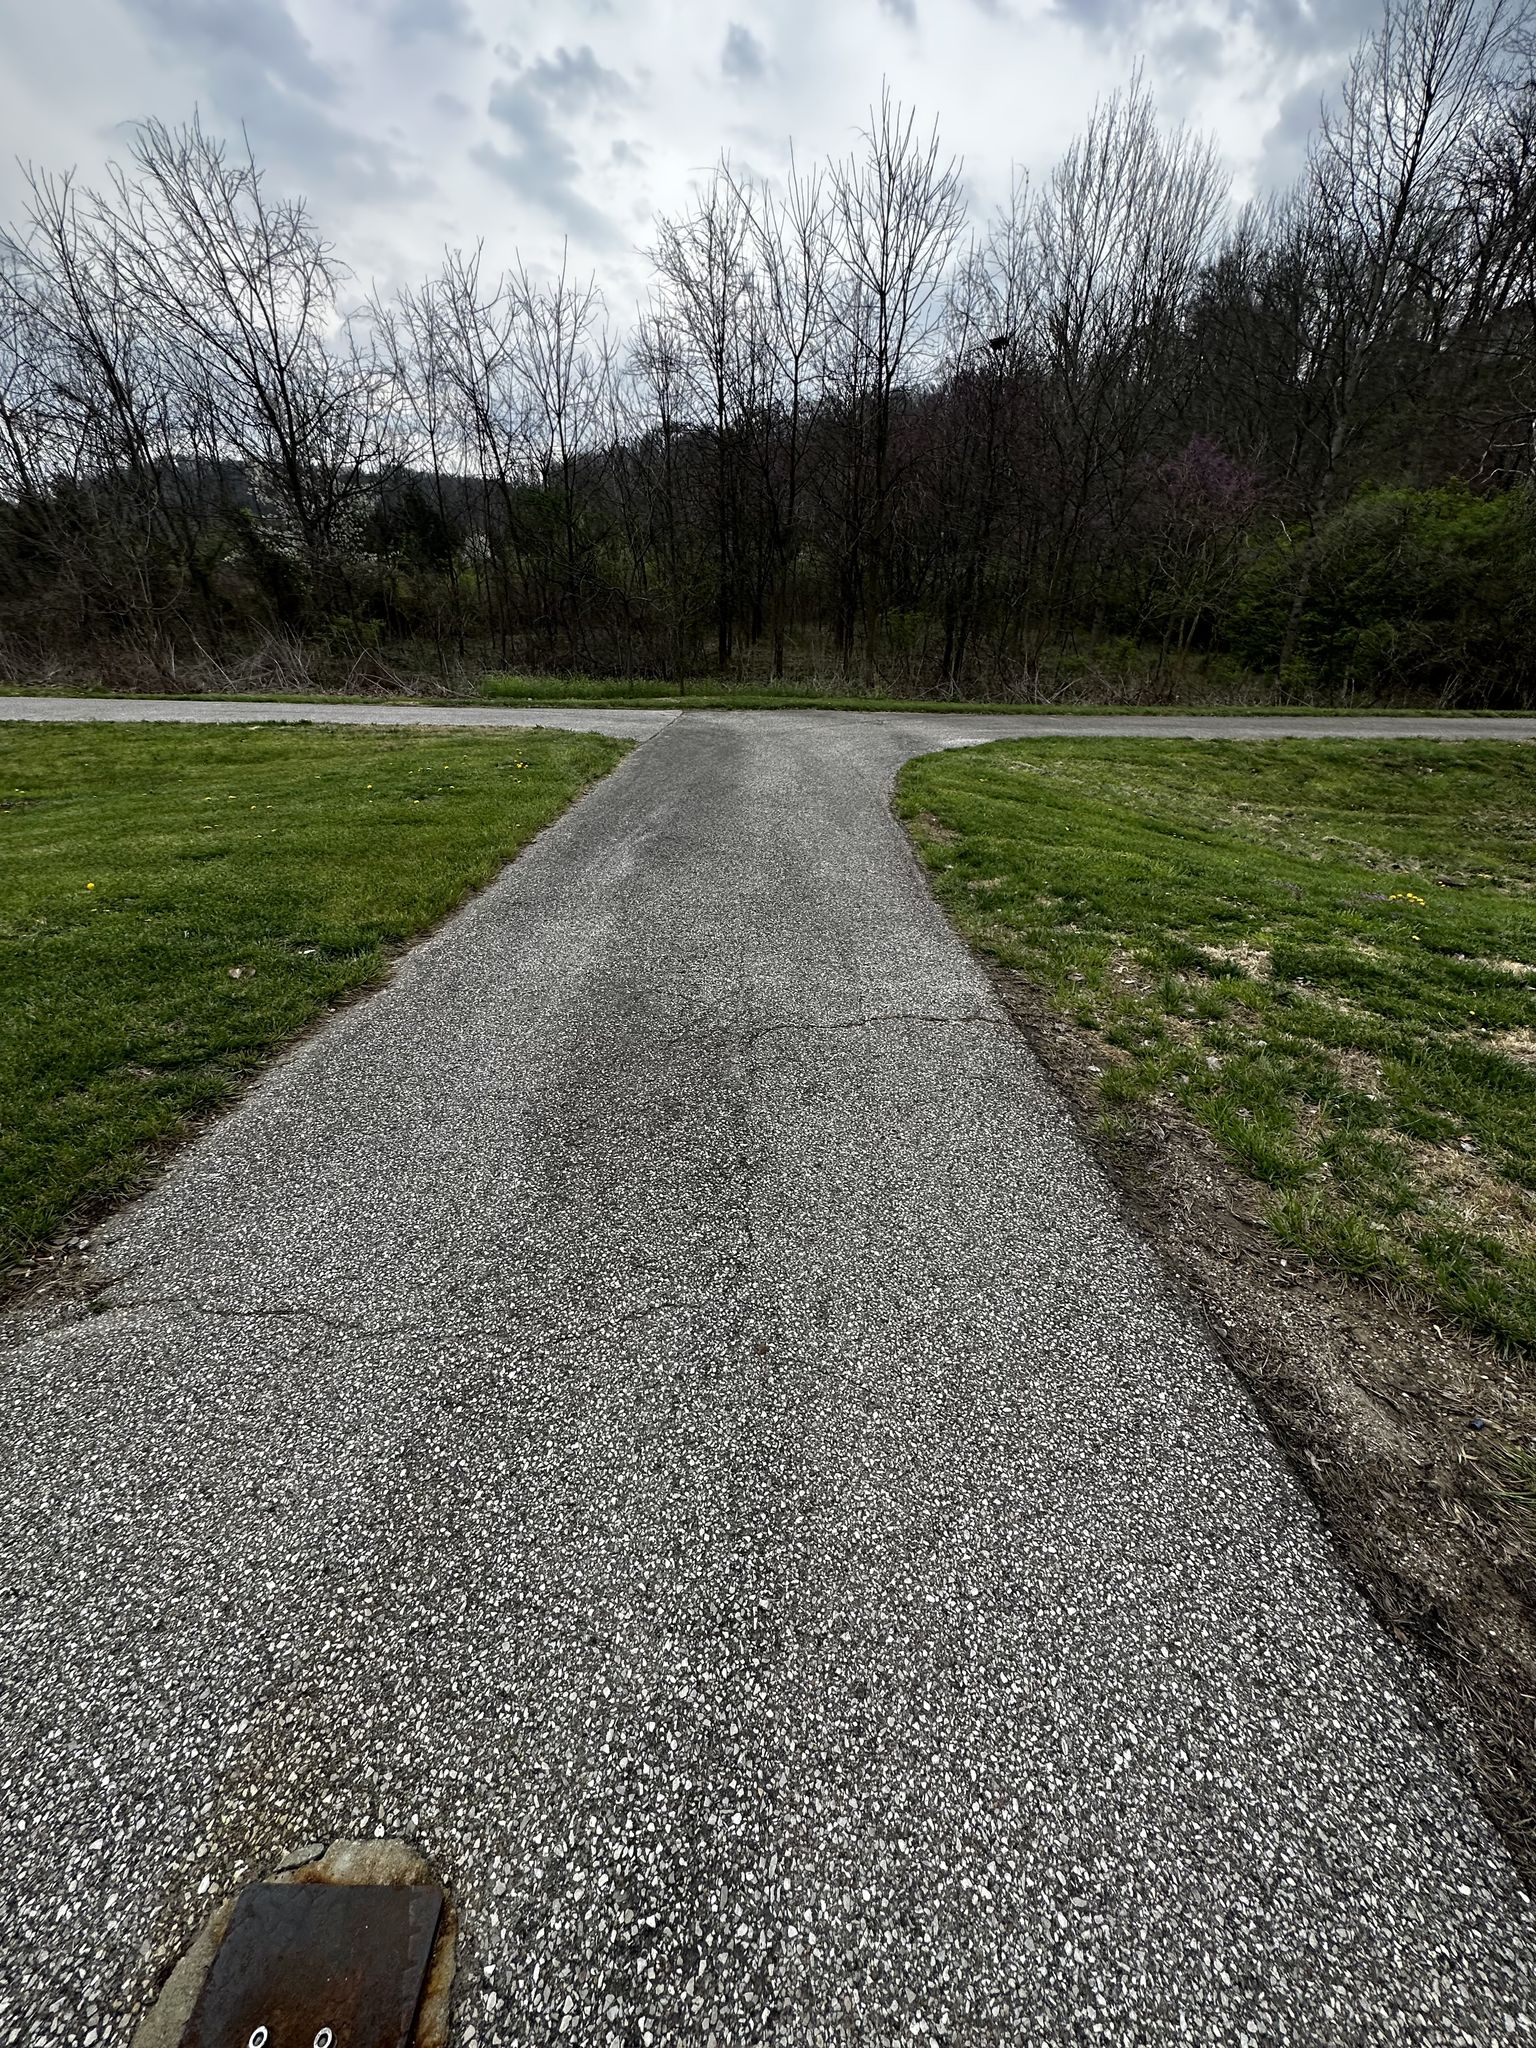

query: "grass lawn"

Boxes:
[481, 674, 1040, 712]
[0, 719, 628, 1285]
[481, 676, 1516, 715]
[896, 740, 1536, 1354]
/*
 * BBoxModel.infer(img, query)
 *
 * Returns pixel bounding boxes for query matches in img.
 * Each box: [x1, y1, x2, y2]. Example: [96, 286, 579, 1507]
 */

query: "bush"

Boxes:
[1222, 484, 1536, 706]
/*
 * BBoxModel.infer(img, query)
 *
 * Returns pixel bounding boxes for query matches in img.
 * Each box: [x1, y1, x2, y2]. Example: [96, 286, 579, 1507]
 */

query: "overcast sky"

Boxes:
[0, 0, 1382, 312]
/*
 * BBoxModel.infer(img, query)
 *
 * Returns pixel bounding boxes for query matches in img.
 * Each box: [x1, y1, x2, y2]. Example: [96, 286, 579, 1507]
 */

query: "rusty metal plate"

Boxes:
[179, 1882, 443, 2048]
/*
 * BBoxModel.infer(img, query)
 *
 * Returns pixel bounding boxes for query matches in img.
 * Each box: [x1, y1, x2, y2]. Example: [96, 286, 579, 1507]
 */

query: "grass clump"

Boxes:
[896, 739, 1536, 1350]
[0, 719, 627, 1284]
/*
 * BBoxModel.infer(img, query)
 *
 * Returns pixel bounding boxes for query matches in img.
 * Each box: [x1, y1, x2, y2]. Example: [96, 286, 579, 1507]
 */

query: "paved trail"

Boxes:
[1, 710, 1532, 2045]
[6, 689, 1536, 743]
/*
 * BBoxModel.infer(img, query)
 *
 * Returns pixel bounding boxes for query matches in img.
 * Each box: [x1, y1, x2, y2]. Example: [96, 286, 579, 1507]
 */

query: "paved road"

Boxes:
[4, 689, 1536, 744]
[0, 692, 679, 739]
[1, 711, 1532, 2046]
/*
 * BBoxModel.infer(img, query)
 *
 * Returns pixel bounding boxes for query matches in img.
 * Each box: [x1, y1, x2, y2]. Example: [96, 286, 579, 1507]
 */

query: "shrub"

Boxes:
[1222, 484, 1536, 706]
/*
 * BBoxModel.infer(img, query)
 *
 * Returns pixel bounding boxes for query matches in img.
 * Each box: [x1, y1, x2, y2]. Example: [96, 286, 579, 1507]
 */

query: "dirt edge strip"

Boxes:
[982, 955, 1536, 1892]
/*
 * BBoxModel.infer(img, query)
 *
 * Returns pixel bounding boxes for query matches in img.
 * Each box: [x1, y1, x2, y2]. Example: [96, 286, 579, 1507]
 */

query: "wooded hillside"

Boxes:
[3, 0, 1534, 703]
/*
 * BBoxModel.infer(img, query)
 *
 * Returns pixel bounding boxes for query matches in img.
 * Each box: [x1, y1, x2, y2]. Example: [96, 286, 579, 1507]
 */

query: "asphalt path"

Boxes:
[0, 692, 678, 740]
[6, 689, 1536, 743]
[1, 709, 1533, 2045]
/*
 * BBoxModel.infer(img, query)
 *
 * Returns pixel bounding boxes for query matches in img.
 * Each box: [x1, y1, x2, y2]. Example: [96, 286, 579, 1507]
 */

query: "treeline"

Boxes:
[2, 0, 1535, 703]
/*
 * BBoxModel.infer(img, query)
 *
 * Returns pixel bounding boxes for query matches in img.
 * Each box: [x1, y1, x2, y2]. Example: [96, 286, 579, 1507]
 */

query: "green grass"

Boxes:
[0, 720, 628, 1282]
[481, 676, 1522, 715]
[481, 674, 1043, 712]
[896, 739, 1536, 1350]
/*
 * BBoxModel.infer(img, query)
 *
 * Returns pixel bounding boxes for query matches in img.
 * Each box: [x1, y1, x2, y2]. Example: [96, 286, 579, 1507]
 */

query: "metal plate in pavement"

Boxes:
[178, 1882, 443, 2048]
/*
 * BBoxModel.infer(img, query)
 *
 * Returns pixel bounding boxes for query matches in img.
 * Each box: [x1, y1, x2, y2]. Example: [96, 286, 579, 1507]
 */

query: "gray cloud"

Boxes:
[472, 137, 618, 245]
[122, 0, 339, 102]
[1245, 0, 1381, 59]
[722, 22, 767, 80]
[1158, 21, 1225, 74]
[1051, 0, 1380, 69]
[524, 43, 632, 112]
[1051, 0, 1113, 28]
[1255, 74, 1325, 187]
[0, 0, 1369, 329]
[218, 67, 417, 200]
[119, 0, 422, 201]
[476, 47, 631, 245]
[378, 0, 482, 44]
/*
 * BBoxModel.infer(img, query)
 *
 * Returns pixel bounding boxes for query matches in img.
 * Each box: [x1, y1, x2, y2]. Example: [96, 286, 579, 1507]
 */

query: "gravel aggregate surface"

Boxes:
[1, 710, 1532, 2045]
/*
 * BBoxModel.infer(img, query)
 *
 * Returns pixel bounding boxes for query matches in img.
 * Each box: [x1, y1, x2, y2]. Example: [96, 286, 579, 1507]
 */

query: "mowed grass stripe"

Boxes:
[896, 739, 1536, 1352]
[0, 719, 629, 1283]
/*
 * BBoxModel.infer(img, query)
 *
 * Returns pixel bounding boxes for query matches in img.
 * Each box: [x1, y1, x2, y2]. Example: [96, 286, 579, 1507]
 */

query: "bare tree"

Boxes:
[508, 249, 613, 663]
[0, 163, 221, 664]
[1025, 72, 1227, 645]
[110, 116, 393, 621]
[734, 153, 833, 676]
[826, 90, 967, 668]
[652, 165, 756, 670]
[3, 34, 1535, 703]
[1275, 0, 1528, 658]
[613, 305, 713, 680]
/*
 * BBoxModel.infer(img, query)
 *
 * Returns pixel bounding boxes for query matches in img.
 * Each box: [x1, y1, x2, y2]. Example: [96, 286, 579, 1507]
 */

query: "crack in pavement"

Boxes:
[741, 1010, 1005, 1046]
[93, 1287, 710, 1362]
